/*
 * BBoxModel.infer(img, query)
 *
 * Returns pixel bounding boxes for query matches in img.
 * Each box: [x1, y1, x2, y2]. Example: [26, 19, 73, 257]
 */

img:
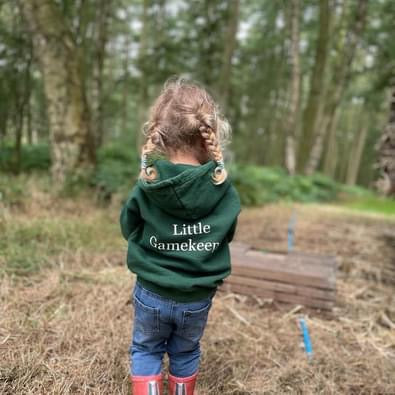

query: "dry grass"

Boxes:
[1, 193, 395, 394]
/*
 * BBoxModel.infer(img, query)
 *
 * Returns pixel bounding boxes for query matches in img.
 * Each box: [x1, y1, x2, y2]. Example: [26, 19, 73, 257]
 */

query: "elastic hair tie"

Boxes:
[140, 154, 157, 180]
[140, 155, 148, 171]
[216, 160, 225, 170]
[212, 160, 226, 185]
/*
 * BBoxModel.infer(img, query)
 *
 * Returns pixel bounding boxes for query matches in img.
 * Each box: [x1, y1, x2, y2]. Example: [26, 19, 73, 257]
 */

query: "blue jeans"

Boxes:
[130, 282, 214, 378]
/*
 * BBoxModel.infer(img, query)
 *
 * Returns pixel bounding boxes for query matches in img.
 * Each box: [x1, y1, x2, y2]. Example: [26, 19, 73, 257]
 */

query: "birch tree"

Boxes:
[346, 117, 369, 185]
[284, 0, 300, 175]
[136, 0, 150, 151]
[92, 0, 112, 148]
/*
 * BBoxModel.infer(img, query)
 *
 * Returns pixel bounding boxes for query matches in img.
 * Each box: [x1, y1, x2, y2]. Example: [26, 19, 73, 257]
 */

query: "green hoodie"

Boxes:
[120, 159, 241, 302]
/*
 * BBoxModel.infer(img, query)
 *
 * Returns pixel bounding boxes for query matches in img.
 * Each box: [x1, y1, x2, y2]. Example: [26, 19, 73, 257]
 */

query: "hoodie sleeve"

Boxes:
[120, 186, 142, 240]
[227, 218, 238, 242]
[226, 185, 241, 242]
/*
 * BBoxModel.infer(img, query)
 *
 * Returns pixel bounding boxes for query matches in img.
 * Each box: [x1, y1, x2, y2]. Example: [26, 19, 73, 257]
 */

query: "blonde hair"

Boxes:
[139, 77, 230, 185]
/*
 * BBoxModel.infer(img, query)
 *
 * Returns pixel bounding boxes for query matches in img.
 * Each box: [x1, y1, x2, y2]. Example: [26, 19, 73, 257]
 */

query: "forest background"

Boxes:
[0, 0, 394, 207]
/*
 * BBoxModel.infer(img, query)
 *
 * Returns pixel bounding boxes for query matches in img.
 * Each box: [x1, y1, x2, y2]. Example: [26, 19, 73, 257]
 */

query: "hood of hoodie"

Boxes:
[137, 159, 230, 220]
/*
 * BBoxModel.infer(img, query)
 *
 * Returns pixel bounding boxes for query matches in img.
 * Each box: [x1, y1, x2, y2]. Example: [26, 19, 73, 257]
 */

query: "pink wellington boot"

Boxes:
[131, 374, 163, 395]
[168, 371, 198, 395]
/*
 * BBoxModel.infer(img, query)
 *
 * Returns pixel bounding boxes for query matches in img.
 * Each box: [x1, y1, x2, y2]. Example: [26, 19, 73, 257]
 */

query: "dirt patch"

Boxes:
[1, 202, 395, 394]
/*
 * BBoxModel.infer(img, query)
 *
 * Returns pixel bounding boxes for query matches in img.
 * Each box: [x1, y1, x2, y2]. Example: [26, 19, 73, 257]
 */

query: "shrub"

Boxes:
[230, 164, 340, 205]
[0, 143, 51, 172]
[93, 142, 139, 196]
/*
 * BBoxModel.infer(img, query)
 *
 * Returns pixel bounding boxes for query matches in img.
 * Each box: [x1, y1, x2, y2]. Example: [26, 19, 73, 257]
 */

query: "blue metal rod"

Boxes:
[288, 210, 297, 252]
[299, 317, 313, 360]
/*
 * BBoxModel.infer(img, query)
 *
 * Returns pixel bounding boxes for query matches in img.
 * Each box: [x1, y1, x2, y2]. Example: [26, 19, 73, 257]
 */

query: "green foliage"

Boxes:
[0, 142, 138, 196]
[0, 143, 51, 172]
[338, 184, 375, 199]
[230, 164, 340, 205]
[0, 141, 381, 208]
[93, 142, 139, 194]
[230, 164, 395, 214]
[1, 141, 388, 211]
[60, 171, 96, 198]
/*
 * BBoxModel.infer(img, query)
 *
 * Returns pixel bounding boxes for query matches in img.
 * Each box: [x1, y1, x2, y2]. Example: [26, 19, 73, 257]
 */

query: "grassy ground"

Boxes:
[342, 196, 395, 216]
[1, 181, 394, 394]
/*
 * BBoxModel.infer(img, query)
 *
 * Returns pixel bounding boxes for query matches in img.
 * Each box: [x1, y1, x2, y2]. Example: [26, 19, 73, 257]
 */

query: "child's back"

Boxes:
[120, 159, 239, 302]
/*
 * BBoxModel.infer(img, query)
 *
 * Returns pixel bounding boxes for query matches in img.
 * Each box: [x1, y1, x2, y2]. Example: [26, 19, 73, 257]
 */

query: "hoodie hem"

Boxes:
[137, 277, 217, 303]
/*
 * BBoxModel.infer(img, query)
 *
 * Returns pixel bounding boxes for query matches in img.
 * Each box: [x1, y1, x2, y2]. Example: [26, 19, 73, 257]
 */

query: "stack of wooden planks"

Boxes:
[223, 242, 337, 310]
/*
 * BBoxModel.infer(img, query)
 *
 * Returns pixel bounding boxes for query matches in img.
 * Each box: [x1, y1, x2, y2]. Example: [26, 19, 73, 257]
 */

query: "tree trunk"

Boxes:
[92, 0, 111, 148]
[20, 0, 95, 186]
[13, 109, 23, 174]
[26, 92, 33, 144]
[218, 0, 240, 111]
[13, 40, 33, 173]
[137, 0, 150, 152]
[297, 0, 330, 171]
[284, 0, 300, 175]
[305, 0, 368, 175]
[323, 106, 341, 177]
[121, 33, 131, 138]
[0, 111, 8, 148]
[346, 121, 368, 185]
[376, 87, 395, 195]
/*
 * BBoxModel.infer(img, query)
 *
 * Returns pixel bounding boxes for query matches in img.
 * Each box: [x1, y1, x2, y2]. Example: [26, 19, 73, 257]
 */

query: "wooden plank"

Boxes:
[289, 251, 337, 268]
[220, 282, 334, 310]
[226, 274, 335, 301]
[232, 247, 335, 278]
[230, 241, 251, 254]
[231, 253, 336, 290]
[242, 249, 335, 281]
[231, 243, 336, 269]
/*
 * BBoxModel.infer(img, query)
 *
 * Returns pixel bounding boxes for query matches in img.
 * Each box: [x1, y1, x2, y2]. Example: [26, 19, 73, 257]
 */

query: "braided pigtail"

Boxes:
[139, 135, 157, 181]
[199, 124, 227, 185]
[140, 124, 166, 181]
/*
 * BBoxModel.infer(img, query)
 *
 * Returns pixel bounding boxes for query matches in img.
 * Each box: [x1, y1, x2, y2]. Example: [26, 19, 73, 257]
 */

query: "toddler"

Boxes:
[120, 78, 241, 395]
